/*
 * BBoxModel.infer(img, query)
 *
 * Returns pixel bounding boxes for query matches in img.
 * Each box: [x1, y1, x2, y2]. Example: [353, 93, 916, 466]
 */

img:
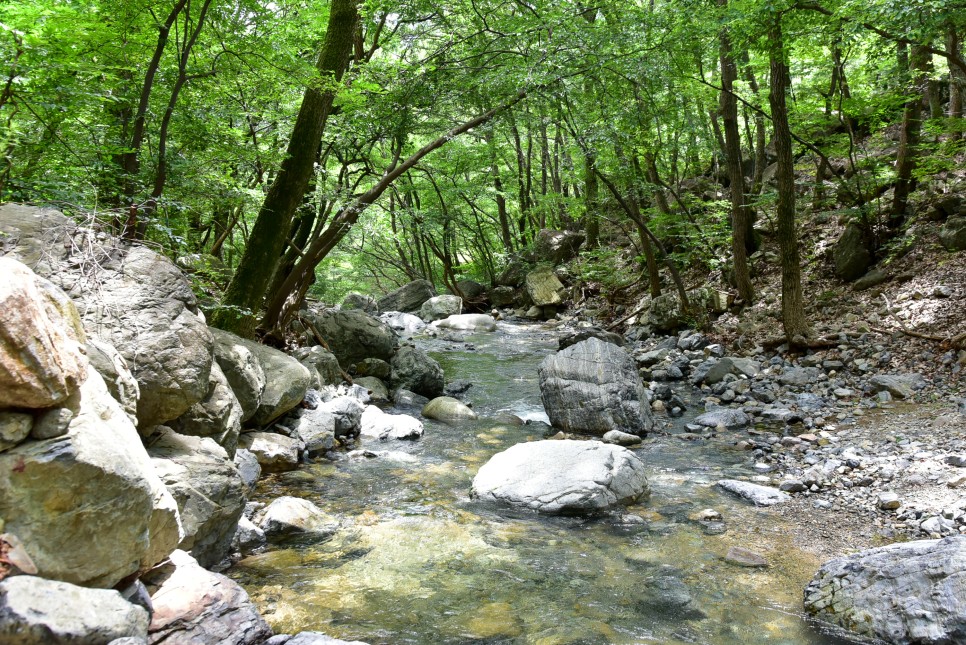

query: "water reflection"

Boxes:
[228, 323, 865, 644]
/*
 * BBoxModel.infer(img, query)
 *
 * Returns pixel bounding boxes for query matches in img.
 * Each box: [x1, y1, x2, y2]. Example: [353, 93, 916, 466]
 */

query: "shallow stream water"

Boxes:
[228, 323, 866, 645]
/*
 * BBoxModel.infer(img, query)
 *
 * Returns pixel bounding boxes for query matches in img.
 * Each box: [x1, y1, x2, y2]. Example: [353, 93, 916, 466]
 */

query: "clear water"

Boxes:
[228, 323, 867, 645]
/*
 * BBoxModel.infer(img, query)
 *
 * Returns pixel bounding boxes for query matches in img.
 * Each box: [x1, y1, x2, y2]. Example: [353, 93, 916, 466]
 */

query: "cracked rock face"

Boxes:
[804, 535, 966, 644]
[539, 337, 653, 437]
[471, 439, 649, 514]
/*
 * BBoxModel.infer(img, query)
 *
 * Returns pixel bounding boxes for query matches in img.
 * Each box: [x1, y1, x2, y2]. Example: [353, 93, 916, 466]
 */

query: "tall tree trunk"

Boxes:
[891, 45, 929, 226]
[584, 152, 599, 249]
[768, 14, 810, 342]
[949, 25, 965, 141]
[719, 0, 754, 303]
[486, 130, 514, 252]
[212, 0, 359, 337]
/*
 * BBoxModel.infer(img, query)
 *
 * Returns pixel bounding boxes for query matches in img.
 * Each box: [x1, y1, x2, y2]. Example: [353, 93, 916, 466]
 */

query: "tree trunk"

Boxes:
[949, 25, 965, 141]
[719, 0, 754, 303]
[891, 45, 929, 226]
[584, 152, 599, 249]
[768, 14, 810, 342]
[212, 0, 359, 337]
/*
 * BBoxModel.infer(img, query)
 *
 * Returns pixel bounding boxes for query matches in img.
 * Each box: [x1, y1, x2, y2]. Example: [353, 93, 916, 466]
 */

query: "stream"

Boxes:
[228, 323, 865, 645]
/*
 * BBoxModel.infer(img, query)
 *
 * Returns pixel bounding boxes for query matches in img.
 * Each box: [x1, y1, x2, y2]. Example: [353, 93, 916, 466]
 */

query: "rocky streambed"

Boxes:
[227, 323, 887, 645]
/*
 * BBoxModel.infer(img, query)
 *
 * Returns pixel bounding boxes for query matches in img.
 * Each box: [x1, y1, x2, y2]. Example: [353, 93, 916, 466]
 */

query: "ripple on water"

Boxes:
[228, 323, 868, 644]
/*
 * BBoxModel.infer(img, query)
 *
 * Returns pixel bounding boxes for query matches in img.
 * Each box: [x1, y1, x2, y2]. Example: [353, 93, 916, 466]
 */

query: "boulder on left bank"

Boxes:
[144, 549, 272, 645]
[0, 575, 149, 644]
[0, 257, 88, 409]
[0, 366, 183, 588]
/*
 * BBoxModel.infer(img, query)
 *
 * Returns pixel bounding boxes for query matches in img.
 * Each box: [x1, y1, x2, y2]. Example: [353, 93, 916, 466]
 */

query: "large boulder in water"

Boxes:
[0, 575, 149, 644]
[377, 279, 436, 313]
[390, 345, 444, 398]
[148, 428, 246, 569]
[422, 396, 478, 421]
[420, 295, 462, 322]
[0, 366, 183, 588]
[538, 337, 653, 436]
[471, 439, 649, 514]
[144, 549, 272, 645]
[804, 536, 966, 644]
[433, 314, 497, 332]
[312, 309, 397, 368]
[254, 496, 340, 541]
[0, 257, 88, 409]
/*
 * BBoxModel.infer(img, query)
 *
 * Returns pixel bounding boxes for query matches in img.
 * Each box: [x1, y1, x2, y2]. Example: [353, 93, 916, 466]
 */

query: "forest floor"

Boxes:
[595, 196, 965, 562]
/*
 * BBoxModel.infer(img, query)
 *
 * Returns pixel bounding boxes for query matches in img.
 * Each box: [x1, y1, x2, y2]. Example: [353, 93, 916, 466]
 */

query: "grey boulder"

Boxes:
[538, 338, 653, 436]
[341, 292, 379, 314]
[295, 345, 343, 389]
[144, 549, 271, 645]
[360, 405, 424, 440]
[869, 373, 926, 400]
[377, 279, 436, 313]
[805, 536, 966, 644]
[716, 480, 790, 506]
[939, 216, 966, 252]
[312, 310, 397, 368]
[168, 361, 243, 457]
[420, 295, 462, 322]
[471, 439, 649, 514]
[244, 342, 312, 426]
[525, 267, 564, 307]
[693, 408, 750, 429]
[238, 432, 300, 473]
[210, 328, 267, 423]
[254, 496, 339, 541]
[86, 338, 140, 425]
[390, 345, 444, 398]
[0, 575, 148, 644]
[148, 428, 246, 569]
[379, 311, 426, 334]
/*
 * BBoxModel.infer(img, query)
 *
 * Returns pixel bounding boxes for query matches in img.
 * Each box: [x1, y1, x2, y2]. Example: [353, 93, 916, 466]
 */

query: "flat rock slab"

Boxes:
[433, 314, 497, 332]
[716, 480, 790, 506]
[805, 535, 966, 644]
[471, 439, 649, 514]
[694, 408, 750, 429]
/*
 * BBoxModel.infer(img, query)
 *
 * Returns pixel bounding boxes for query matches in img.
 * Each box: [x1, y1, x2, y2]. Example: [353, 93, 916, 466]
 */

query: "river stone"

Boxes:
[148, 428, 246, 569]
[341, 292, 378, 314]
[558, 327, 625, 351]
[233, 448, 261, 493]
[293, 408, 337, 457]
[693, 408, 750, 429]
[487, 286, 518, 308]
[86, 338, 140, 425]
[0, 257, 88, 409]
[0, 366, 183, 588]
[804, 536, 966, 643]
[168, 362, 242, 457]
[525, 267, 564, 307]
[312, 309, 397, 368]
[471, 440, 649, 514]
[420, 295, 462, 322]
[377, 280, 436, 313]
[355, 376, 389, 404]
[390, 345, 444, 398]
[209, 328, 266, 423]
[233, 515, 267, 554]
[244, 342, 311, 426]
[354, 358, 391, 380]
[315, 395, 364, 439]
[361, 405, 424, 441]
[834, 221, 874, 281]
[379, 311, 426, 334]
[779, 367, 820, 387]
[295, 345, 343, 389]
[602, 430, 643, 446]
[646, 292, 685, 333]
[239, 432, 300, 473]
[422, 396, 478, 421]
[716, 480, 790, 506]
[144, 549, 271, 645]
[868, 373, 925, 400]
[538, 337, 653, 437]
[0, 575, 149, 644]
[939, 216, 966, 252]
[433, 314, 497, 332]
[254, 496, 339, 541]
[724, 546, 768, 568]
